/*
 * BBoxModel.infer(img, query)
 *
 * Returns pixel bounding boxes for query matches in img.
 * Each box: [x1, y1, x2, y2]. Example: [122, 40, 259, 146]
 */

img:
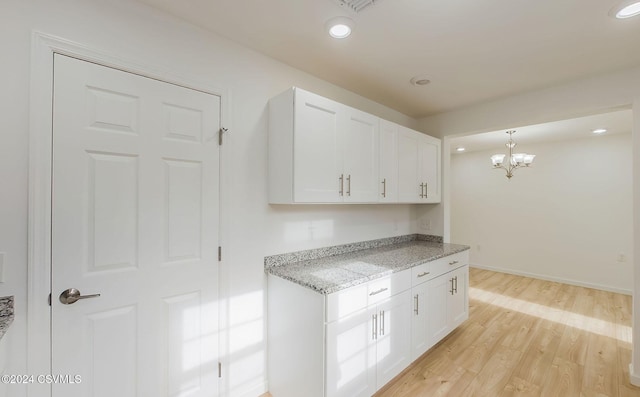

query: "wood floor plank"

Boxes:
[500, 376, 541, 397]
[510, 328, 561, 388]
[460, 345, 522, 396]
[374, 269, 634, 397]
[540, 357, 583, 397]
[583, 333, 619, 396]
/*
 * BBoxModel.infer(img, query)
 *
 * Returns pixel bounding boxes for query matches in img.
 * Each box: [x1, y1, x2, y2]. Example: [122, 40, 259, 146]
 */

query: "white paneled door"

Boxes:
[51, 54, 220, 397]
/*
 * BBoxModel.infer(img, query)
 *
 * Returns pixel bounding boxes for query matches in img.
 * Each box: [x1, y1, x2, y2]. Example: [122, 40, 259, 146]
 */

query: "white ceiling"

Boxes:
[449, 108, 632, 153]
[137, 0, 640, 117]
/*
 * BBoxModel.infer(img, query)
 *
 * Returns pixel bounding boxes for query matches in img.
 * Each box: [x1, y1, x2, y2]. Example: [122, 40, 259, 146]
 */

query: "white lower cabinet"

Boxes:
[410, 280, 432, 359]
[412, 261, 469, 360]
[267, 251, 468, 397]
[326, 291, 413, 397]
[326, 306, 377, 397]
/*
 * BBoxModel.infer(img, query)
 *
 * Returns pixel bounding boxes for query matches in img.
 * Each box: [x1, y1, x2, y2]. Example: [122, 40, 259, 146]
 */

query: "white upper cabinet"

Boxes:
[293, 88, 345, 203]
[419, 133, 441, 203]
[269, 87, 439, 204]
[343, 107, 380, 203]
[397, 126, 441, 203]
[269, 88, 343, 203]
[397, 126, 421, 203]
[379, 120, 398, 203]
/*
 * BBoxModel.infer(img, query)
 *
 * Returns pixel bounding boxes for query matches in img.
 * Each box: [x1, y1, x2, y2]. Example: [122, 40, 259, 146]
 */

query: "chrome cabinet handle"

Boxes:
[450, 278, 454, 295]
[414, 294, 419, 315]
[454, 276, 458, 293]
[369, 287, 388, 296]
[419, 183, 424, 198]
[449, 260, 459, 266]
[59, 288, 101, 305]
[380, 310, 385, 336]
[425, 182, 428, 198]
[417, 271, 430, 278]
[381, 178, 386, 198]
[346, 174, 351, 196]
[339, 174, 344, 196]
[372, 314, 378, 340]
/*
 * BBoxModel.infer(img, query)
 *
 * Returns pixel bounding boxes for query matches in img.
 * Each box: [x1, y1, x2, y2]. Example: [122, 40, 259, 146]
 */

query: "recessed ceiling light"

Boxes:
[456, 147, 466, 152]
[592, 128, 607, 134]
[410, 75, 431, 86]
[609, 1, 640, 18]
[326, 17, 354, 39]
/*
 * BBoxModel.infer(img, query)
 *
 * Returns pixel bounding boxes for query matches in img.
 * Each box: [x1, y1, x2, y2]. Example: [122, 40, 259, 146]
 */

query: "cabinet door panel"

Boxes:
[427, 275, 450, 343]
[411, 282, 431, 360]
[344, 108, 379, 203]
[326, 307, 377, 397]
[397, 128, 420, 203]
[376, 291, 412, 388]
[379, 120, 398, 202]
[293, 90, 344, 202]
[449, 266, 468, 328]
[419, 135, 441, 203]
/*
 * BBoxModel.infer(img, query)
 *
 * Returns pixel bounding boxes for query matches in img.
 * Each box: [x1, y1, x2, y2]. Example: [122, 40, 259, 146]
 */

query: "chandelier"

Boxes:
[490, 130, 536, 179]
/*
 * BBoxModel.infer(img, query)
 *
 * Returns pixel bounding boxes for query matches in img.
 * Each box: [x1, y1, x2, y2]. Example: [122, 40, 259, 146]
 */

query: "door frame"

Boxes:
[27, 31, 232, 396]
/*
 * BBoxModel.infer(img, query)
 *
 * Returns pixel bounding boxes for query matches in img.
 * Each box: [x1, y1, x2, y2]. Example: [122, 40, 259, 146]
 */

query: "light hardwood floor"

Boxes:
[375, 268, 640, 397]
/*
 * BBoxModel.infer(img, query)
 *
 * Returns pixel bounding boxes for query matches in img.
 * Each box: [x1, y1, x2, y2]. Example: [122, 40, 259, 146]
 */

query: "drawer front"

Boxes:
[326, 282, 368, 323]
[431, 251, 469, 279]
[367, 269, 411, 306]
[411, 262, 434, 286]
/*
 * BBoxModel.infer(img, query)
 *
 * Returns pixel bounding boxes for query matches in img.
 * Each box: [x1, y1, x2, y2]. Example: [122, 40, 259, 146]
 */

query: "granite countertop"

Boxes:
[265, 235, 470, 295]
[0, 296, 15, 341]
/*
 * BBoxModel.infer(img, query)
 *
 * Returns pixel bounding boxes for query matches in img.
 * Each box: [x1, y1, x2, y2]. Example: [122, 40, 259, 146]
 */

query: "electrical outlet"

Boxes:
[617, 253, 626, 262]
[419, 219, 431, 231]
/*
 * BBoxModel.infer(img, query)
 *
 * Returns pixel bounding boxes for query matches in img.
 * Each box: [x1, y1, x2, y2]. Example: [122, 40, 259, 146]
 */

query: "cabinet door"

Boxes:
[426, 274, 450, 344]
[343, 107, 379, 203]
[326, 307, 377, 397]
[379, 120, 398, 203]
[376, 291, 412, 388]
[397, 127, 420, 203]
[293, 89, 344, 203]
[410, 282, 431, 360]
[418, 134, 441, 203]
[448, 266, 469, 328]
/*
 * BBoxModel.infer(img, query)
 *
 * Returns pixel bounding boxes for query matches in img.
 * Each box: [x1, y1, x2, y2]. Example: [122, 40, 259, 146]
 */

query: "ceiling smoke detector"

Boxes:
[410, 76, 431, 86]
[334, 0, 379, 13]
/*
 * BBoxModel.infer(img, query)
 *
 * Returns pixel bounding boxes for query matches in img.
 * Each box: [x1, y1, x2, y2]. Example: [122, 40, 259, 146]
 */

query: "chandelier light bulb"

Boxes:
[489, 130, 535, 179]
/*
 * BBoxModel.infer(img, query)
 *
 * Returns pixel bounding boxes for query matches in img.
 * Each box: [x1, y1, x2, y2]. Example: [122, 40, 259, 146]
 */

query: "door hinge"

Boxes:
[218, 127, 229, 146]
[218, 246, 222, 262]
[218, 362, 222, 378]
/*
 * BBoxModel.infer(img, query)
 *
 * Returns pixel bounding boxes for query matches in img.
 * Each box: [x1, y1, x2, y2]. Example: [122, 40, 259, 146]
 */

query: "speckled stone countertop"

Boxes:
[0, 296, 15, 341]
[265, 235, 469, 295]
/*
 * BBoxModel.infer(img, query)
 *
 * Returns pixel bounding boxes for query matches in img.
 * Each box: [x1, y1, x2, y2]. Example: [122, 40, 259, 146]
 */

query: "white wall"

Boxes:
[451, 133, 633, 293]
[0, 1, 425, 396]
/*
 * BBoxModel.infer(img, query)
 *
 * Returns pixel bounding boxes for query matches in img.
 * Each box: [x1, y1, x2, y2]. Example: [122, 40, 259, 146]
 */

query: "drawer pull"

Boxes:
[369, 287, 388, 296]
[417, 271, 430, 278]
[449, 260, 459, 266]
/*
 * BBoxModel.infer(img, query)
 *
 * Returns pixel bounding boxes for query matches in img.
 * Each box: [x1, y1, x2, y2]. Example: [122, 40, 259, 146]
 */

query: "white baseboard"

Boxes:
[630, 364, 640, 386]
[470, 263, 632, 295]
